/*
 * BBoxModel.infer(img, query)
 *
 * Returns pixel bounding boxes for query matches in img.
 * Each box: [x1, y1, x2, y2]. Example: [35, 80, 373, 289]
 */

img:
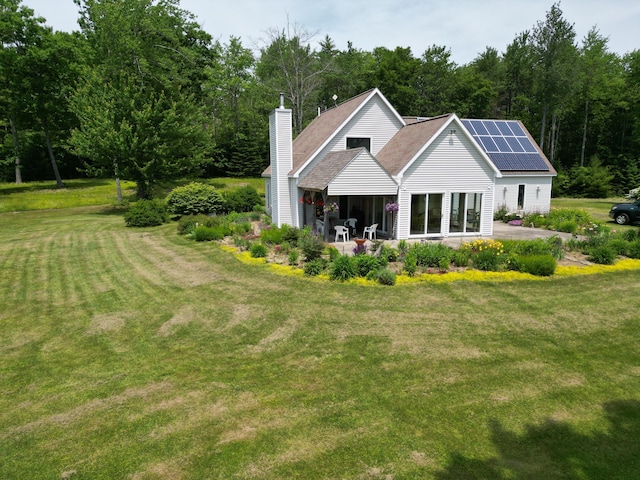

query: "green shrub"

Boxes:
[471, 248, 502, 271]
[557, 220, 578, 233]
[281, 225, 301, 244]
[623, 229, 640, 242]
[304, 258, 327, 276]
[523, 213, 548, 228]
[494, 204, 508, 221]
[380, 244, 399, 262]
[375, 268, 396, 286]
[233, 221, 253, 235]
[329, 255, 357, 281]
[505, 253, 521, 271]
[588, 245, 616, 264]
[194, 225, 225, 241]
[260, 226, 284, 245]
[124, 199, 169, 227]
[504, 236, 564, 259]
[165, 182, 225, 216]
[397, 239, 409, 255]
[327, 246, 340, 262]
[438, 256, 450, 272]
[177, 214, 212, 235]
[403, 250, 417, 277]
[517, 255, 557, 276]
[627, 240, 640, 259]
[355, 255, 382, 277]
[288, 250, 299, 265]
[224, 185, 263, 213]
[608, 239, 629, 256]
[299, 229, 325, 261]
[451, 250, 470, 267]
[250, 243, 268, 258]
[412, 242, 453, 267]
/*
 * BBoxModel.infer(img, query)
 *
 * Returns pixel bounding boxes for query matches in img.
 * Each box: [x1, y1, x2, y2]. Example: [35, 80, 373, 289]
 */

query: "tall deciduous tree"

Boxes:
[257, 21, 331, 134]
[530, 2, 578, 163]
[576, 27, 622, 166]
[371, 46, 420, 115]
[0, 0, 47, 183]
[70, 0, 213, 199]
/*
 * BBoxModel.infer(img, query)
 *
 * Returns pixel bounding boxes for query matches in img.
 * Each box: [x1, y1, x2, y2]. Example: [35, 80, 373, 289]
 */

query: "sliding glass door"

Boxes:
[450, 192, 482, 234]
[410, 193, 443, 236]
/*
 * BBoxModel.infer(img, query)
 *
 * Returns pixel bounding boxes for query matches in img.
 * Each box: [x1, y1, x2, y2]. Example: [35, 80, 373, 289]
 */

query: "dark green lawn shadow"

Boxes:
[436, 400, 640, 480]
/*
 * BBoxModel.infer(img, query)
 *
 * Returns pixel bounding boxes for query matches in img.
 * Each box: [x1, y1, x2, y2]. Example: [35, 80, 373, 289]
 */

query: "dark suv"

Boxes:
[609, 200, 640, 225]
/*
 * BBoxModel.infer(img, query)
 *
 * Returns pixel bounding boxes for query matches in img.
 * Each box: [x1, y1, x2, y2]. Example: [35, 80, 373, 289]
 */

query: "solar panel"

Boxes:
[505, 137, 525, 152]
[508, 122, 526, 136]
[493, 136, 511, 152]
[519, 137, 538, 153]
[471, 120, 488, 135]
[462, 119, 549, 171]
[479, 136, 498, 152]
[485, 121, 501, 135]
[496, 121, 514, 136]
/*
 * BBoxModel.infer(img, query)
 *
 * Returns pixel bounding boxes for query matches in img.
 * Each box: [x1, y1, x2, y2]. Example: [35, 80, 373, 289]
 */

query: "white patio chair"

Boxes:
[315, 219, 324, 235]
[362, 223, 378, 240]
[344, 218, 357, 236]
[334, 225, 349, 242]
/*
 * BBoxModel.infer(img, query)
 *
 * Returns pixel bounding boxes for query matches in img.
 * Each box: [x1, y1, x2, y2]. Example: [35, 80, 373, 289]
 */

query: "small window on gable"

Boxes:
[346, 137, 371, 151]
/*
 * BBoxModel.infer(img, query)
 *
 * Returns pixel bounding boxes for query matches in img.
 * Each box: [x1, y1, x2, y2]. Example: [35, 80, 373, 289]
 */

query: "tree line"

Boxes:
[1, 0, 638, 198]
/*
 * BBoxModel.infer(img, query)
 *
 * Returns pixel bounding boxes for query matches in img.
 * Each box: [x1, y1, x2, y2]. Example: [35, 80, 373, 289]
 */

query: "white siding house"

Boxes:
[263, 88, 555, 239]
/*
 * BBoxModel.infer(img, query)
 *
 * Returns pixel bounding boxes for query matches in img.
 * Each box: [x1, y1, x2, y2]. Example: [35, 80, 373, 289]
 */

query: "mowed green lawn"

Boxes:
[1, 185, 639, 478]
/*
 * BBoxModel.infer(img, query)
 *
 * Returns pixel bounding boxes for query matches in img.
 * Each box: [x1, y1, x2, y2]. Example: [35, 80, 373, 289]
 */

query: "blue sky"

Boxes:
[24, 0, 640, 65]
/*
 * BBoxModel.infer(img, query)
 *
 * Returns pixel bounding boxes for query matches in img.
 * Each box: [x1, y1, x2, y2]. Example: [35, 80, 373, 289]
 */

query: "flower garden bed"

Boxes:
[177, 210, 640, 286]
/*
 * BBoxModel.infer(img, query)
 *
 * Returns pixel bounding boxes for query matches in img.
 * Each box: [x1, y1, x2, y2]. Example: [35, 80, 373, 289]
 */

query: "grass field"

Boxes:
[0, 177, 265, 212]
[0, 182, 639, 479]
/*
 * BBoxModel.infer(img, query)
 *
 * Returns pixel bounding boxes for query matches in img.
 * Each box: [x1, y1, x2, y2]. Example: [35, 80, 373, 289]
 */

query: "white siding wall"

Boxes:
[494, 176, 553, 214]
[397, 130, 496, 239]
[299, 96, 403, 181]
[328, 151, 398, 196]
[269, 108, 293, 227]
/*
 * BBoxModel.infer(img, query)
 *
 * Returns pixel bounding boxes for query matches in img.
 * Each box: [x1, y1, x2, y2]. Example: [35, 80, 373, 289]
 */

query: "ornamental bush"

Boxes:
[260, 226, 284, 245]
[304, 258, 327, 276]
[412, 242, 453, 267]
[329, 255, 357, 281]
[165, 182, 225, 216]
[177, 214, 212, 235]
[250, 243, 268, 258]
[355, 254, 383, 277]
[627, 240, 640, 259]
[517, 255, 557, 276]
[124, 199, 169, 227]
[194, 225, 228, 241]
[299, 228, 325, 261]
[588, 245, 616, 264]
[375, 268, 396, 286]
[224, 185, 262, 213]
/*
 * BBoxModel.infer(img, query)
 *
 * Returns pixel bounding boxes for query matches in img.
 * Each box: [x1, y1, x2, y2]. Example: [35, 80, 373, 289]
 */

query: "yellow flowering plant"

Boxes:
[459, 239, 506, 271]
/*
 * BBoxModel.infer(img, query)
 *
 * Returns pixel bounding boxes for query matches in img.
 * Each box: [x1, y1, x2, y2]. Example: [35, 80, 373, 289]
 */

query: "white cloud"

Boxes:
[24, 0, 640, 64]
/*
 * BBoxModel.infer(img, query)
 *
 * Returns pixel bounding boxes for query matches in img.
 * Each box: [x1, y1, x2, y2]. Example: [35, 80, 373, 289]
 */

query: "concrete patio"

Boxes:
[329, 222, 575, 255]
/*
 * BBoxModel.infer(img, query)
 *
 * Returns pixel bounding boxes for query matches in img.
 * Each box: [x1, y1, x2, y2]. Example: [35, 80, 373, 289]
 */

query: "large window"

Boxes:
[450, 192, 482, 233]
[346, 137, 371, 151]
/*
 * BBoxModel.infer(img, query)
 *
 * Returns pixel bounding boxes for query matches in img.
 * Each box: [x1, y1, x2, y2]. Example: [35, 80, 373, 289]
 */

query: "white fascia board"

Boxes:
[397, 114, 503, 179]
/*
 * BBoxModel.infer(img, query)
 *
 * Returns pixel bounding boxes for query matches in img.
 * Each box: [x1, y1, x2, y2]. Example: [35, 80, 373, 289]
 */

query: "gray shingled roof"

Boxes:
[262, 89, 375, 177]
[376, 114, 452, 176]
[297, 148, 365, 191]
